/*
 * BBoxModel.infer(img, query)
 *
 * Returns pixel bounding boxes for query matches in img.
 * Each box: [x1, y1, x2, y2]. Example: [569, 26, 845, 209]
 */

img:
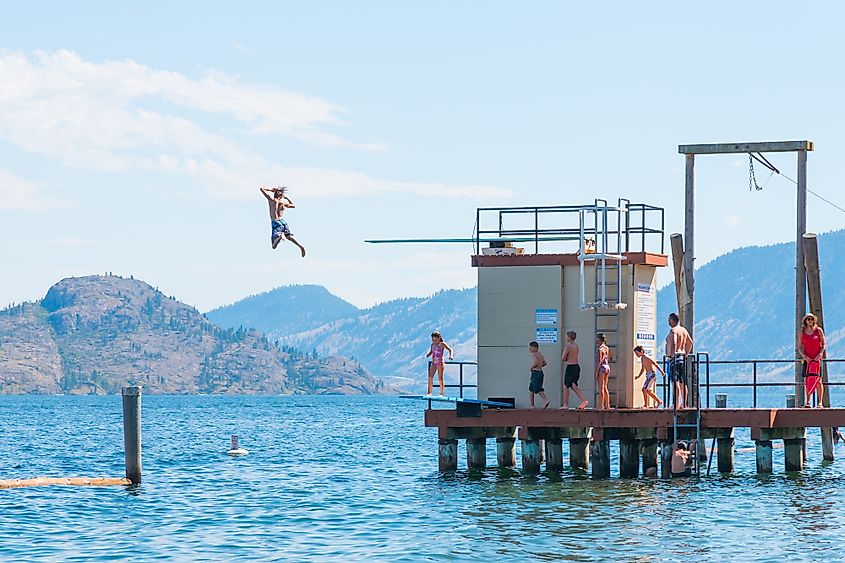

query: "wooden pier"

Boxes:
[425, 407, 845, 476]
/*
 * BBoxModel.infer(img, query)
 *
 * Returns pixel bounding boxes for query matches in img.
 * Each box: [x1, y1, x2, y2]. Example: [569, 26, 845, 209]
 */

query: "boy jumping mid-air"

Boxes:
[260, 186, 306, 257]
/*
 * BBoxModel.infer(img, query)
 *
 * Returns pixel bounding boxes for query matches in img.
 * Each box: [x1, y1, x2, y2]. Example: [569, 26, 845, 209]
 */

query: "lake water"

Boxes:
[1, 394, 844, 561]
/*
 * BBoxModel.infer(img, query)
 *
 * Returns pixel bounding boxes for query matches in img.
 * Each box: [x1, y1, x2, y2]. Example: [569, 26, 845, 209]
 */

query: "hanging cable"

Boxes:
[778, 172, 845, 216]
[748, 154, 775, 191]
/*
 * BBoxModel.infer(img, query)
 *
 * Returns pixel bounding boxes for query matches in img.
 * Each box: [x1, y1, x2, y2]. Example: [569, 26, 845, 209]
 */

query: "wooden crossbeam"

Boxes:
[678, 140, 814, 154]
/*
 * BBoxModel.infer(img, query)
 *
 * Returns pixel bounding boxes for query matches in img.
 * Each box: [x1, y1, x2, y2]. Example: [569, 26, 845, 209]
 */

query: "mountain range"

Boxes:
[209, 229, 845, 385]
[0, 276, 388, 395]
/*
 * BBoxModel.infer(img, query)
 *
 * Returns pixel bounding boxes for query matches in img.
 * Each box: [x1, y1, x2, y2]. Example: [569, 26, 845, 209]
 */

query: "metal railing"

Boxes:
[473, 202, 665, 256]
[426, 360, 478, 408]
[657, 356, 845, 409]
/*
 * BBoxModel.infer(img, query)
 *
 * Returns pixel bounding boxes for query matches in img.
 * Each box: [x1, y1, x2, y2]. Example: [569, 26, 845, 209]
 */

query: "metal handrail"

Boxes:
[658, 357, 843, 409]
[426, 361, 478, 408]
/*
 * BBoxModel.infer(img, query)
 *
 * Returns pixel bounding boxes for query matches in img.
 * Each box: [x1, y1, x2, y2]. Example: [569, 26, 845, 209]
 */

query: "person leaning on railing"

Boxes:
[798, 313, 826, 408]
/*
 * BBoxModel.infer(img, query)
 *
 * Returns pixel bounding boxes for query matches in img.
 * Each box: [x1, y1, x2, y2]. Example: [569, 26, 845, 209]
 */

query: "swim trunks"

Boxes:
[671, 468, 692, 478]
[564, 364, 581, 389]
[669, 356, 686, 384]
[642, 371, 656, 390]
[529, 370, 545, 393]
[271, 219, 292, 242]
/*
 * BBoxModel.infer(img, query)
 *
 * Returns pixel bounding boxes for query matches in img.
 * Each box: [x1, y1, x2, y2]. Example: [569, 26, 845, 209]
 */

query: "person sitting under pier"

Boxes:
[671, 440, 694, 478]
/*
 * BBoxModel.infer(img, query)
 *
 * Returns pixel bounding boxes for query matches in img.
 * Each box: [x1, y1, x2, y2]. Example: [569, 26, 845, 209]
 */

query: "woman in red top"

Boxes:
[799, 313, 826, 408]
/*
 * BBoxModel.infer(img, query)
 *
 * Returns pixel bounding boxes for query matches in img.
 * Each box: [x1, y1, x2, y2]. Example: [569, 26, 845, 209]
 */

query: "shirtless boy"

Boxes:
[260, 186, 306, 257]
[560, 331, 589, 409]
[528, 341, 550, 409]
[634, 345, 665, 408]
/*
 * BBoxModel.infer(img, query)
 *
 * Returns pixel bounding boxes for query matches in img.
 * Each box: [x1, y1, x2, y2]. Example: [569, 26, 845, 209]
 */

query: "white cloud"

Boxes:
[0, 50, 511, 202]
[723, 215, 741, 226]
[0, 167, 62, 211]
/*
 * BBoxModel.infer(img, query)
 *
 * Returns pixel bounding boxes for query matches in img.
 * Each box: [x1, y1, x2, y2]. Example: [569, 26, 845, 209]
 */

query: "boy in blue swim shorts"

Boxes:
[260, 186, 306, 257]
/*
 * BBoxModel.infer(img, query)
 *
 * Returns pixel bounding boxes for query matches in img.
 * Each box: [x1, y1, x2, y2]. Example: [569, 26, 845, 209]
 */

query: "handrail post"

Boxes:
[753, 362, 758, 408]
[459, 364, 464, 398]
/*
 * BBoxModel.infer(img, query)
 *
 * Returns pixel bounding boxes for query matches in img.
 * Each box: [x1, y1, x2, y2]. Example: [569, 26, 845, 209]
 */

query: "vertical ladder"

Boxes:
[671, 353, 702, 476]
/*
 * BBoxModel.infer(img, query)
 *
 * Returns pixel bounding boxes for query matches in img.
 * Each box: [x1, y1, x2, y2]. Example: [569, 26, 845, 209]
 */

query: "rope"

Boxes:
[778, 172, 845, 216]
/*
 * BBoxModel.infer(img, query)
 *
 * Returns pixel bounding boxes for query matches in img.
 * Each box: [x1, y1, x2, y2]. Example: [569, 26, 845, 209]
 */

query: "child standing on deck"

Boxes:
[528, 341, 551, 408]
[561, 331, 589, 409]
[595, 334, 611, 410]
[634, 345, 665, 408]
[425, 331, 453, 396]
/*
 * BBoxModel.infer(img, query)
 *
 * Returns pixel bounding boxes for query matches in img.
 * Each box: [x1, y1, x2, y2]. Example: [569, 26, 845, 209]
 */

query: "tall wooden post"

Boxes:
[670, 234, 685, 326]
[802, 233, 834, 460]
[122, 386, 142, 484]
[795, 149, 808, 405]
[684, 154, 695, 336]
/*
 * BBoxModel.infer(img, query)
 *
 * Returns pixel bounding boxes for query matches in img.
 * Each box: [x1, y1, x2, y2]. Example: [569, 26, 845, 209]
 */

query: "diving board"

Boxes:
[365, 236, 580, 244]
[400, 395, 513, 408]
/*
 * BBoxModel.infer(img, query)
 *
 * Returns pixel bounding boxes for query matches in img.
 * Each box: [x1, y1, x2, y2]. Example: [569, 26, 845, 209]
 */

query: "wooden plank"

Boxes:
[678, 141, 814, 154]
[0, 477, 132, 489]
[684, 155, 695, 336]
[796, 151, 808, 406]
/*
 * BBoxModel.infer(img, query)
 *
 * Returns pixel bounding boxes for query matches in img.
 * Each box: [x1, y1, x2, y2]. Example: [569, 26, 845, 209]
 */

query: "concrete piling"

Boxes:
[659, 441, 673, 478]
[521, 439, 542, 474]
[717, 435, 735, 473]
[545, 438, 563, 471]
[121, 386, 142, 485]
[569, 438, 590, 470]
[496, 437, 516, 468]
[784, 438, 805, 472]
[640, 439, 658, 476]
[619, 439, 640, 478]
[755, 440, 773, 473]
[466, 438, 487, 469]
[591, 440, 611, 479]
[438, 439, 458, 471]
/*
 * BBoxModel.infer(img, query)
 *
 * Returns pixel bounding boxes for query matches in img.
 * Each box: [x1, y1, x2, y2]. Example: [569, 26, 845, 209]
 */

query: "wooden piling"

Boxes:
[496, 437, 516, 468]
[784, 438, 805, 472]
[659, 441, 673, 478]
[683, 153, 695, 335]
[521, 439, 542, 474]
[590, 440, 611, 479]
[717, 435, 735, 473]
[640, 439, 658, 476]
[121, 386, 142, 484]
[803, 233, 835, 461]
[569, 437, 590, 470]
[438, 438, 458, 471]
[755, 440, 773, 473]
[545, 438, 563, 471]
[619, 439, 639, 478]
[466, 438, 486, 469]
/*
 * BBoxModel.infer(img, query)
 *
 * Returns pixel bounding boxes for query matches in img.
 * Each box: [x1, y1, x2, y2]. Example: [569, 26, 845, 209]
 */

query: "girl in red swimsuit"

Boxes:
[799, 313, 826, 408]
[425, 331, 454, 396]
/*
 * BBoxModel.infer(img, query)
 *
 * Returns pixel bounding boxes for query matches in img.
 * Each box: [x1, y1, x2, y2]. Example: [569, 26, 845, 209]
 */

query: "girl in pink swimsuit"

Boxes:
[595, 333, 612, 410]
[426, 331, 454, 396]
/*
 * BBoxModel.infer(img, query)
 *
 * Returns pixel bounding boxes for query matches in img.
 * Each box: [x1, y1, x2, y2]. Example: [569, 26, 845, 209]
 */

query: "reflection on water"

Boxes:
[2, 395, 845, 561]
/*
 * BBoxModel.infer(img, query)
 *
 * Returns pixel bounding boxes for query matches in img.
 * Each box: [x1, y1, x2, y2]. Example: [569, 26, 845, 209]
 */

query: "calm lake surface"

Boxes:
[2, 393, 844, 561]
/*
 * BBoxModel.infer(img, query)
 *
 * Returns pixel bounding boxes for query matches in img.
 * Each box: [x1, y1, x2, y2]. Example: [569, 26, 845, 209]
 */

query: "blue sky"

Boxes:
[2, 2, 845, 310]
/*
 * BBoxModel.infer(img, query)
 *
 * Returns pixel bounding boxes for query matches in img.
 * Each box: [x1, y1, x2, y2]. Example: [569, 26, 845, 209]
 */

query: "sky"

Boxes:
[2, 2, 845, 311]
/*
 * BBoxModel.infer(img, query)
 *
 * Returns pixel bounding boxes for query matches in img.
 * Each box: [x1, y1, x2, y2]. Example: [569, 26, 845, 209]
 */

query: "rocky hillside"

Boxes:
[208, 288, 478, 387]
[0, 276, 388, 395]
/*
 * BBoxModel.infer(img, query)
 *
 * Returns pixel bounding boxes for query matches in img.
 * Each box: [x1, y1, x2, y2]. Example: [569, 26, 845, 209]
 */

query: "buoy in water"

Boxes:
[227, 434, 249, 456]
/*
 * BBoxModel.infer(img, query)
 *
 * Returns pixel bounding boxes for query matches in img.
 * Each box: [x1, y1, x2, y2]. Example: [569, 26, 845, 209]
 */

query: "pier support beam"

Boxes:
[619, 439, 640, 478]
[496, 437, 516, 468]
[717, 436, 735, 473]
[545, 438, 563, 471]
[521, 440, 542, 474]
[466, 438, 486, 470]
[591, 440, 611, 479]
[659, 441, 673, 478]
[569, 438, 590, 470]
[641, 439, 658, 476]
[438, 439, 458, 471]
[122, 386, 142, 485]
[755, 440, 773, 474]
[784, 438, 805, 472]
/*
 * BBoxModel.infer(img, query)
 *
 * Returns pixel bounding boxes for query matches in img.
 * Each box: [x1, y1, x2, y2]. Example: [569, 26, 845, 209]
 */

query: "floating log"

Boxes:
[0, 477, 131, 489]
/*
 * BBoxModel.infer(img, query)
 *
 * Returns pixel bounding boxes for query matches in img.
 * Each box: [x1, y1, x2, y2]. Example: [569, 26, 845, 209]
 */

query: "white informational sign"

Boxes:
[536, 327, 558, 343]
[535, 308, 558, 325]
[636, 282, 657, 358]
